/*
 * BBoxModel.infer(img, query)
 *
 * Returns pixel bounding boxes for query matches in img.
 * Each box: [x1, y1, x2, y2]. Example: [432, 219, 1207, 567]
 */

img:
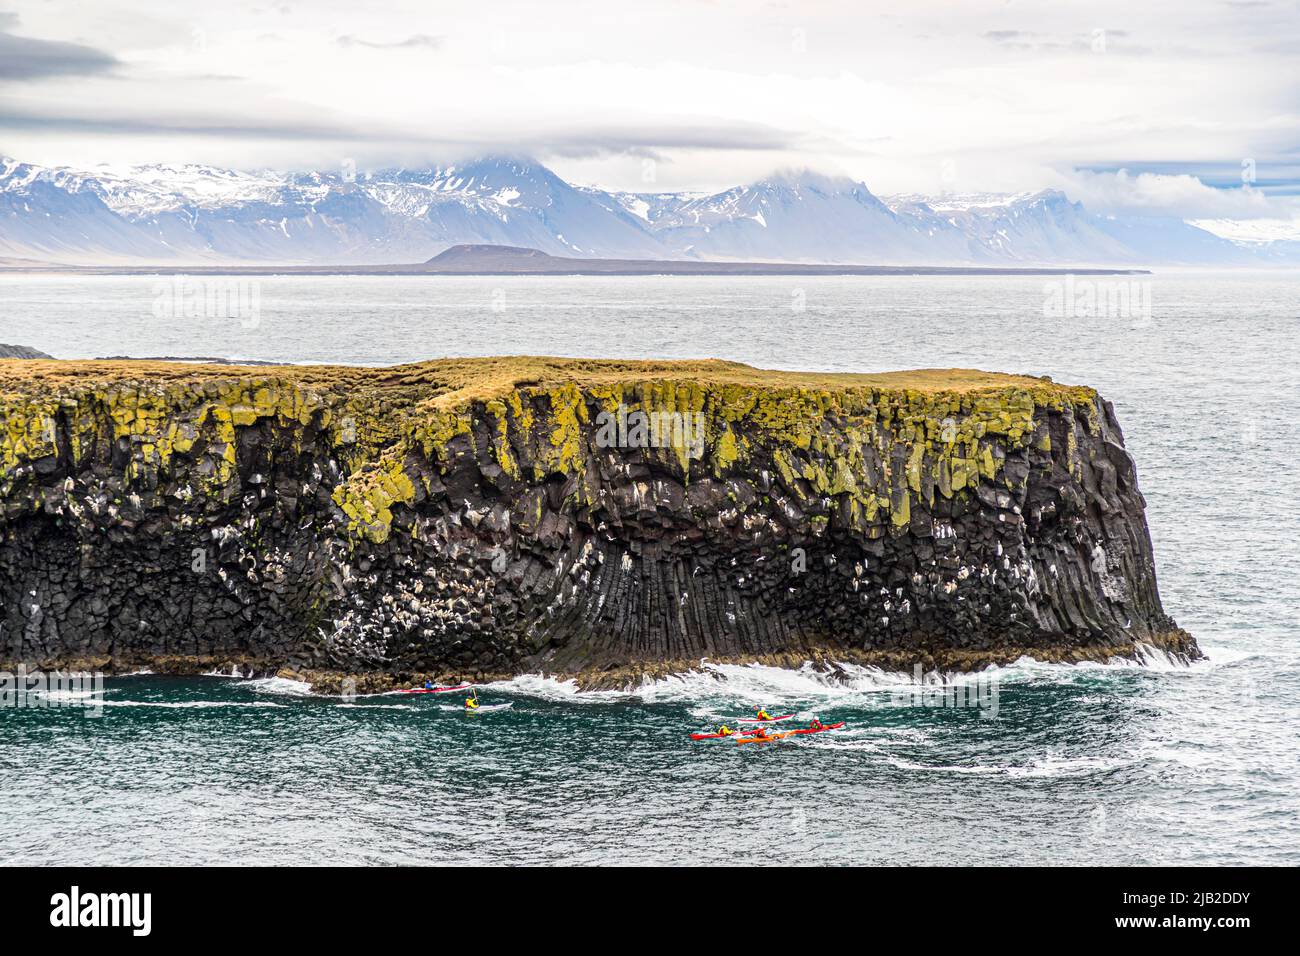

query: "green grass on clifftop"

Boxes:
[0, 355, 1092, 407]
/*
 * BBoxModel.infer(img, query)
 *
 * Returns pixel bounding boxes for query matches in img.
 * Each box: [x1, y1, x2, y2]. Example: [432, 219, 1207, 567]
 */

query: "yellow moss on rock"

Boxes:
[484, 398, 520, 480]
[0, 356, 1102, 539]
[714, 427, 741, 472]
[331, 453, 417, 544]
[535, 383, 589, 479]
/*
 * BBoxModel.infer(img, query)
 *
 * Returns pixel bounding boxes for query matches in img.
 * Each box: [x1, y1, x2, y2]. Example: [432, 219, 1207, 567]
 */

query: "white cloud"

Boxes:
[0, 0, 1295, 212]
[1055, 169, 1295, 220]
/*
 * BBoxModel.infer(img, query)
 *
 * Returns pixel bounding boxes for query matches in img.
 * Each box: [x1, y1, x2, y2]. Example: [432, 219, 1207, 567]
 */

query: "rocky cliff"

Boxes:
[0, 357, 1195, 689]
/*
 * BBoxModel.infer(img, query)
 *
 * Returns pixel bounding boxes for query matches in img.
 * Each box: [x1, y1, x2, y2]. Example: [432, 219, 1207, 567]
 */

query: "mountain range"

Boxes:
[1, 155, 1294, 267]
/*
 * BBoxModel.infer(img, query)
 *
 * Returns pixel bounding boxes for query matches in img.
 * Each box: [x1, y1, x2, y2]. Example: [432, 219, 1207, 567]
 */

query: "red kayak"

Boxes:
[787, 721, 845, 736]
[399, 683, 472, 695]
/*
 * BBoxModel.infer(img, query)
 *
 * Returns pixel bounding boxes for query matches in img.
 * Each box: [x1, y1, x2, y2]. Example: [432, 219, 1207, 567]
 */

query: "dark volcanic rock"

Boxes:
[0, 357, 1195, 687]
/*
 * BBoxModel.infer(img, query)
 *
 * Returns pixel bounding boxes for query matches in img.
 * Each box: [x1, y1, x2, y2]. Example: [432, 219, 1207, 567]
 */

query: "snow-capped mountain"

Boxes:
[0, 155, 664, 264]
[0, 155, 1281, 266]
[886, 191, 1136, 263]
[370, 158, 663, 259]
[607, 171, 979, 264]
[615, 177, 1260, 265]
[1183, 215, 1300, 262]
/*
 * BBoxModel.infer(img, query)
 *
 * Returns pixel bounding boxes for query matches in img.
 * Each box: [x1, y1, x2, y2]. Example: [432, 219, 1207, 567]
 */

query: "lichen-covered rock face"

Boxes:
[0, 357, 1195, 687]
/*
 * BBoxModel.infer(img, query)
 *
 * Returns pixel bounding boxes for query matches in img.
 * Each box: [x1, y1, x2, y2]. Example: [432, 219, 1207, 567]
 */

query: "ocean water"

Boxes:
[1, 270, 1298, 865]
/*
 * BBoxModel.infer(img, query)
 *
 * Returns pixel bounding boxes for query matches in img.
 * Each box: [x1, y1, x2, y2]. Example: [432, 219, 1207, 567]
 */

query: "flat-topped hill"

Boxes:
[0, 343, 52, 360]
[415, 244, 1147, 276]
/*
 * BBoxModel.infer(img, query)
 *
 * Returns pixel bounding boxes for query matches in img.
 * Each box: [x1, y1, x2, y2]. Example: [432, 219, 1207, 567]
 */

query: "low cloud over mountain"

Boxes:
[1, 155, 1292, 267]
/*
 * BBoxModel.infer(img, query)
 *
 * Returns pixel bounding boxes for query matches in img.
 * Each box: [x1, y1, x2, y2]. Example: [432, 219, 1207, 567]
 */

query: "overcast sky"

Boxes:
[2, 0, 1297, 217]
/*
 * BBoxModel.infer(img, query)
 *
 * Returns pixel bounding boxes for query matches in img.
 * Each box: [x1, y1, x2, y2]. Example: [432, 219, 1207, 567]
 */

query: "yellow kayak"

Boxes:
[735, 730, 795, 745]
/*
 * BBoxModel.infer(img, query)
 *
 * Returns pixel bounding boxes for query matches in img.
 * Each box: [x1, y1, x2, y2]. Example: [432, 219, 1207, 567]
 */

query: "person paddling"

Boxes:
[718, 724, 734, 737]
[465, 689, 480, 711]
[756, 708, 773, 721]
[423, 680, 434, 690]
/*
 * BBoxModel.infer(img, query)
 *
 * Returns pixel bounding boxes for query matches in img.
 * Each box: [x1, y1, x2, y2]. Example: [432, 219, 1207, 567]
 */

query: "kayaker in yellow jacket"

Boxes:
[465, 696, 479, 711]
[718, 725, 733, 737]
[756, 708, 772, 721]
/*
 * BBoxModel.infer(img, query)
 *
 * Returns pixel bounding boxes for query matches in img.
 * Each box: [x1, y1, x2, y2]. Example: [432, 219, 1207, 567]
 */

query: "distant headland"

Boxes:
[0, 243, 1150, 277]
